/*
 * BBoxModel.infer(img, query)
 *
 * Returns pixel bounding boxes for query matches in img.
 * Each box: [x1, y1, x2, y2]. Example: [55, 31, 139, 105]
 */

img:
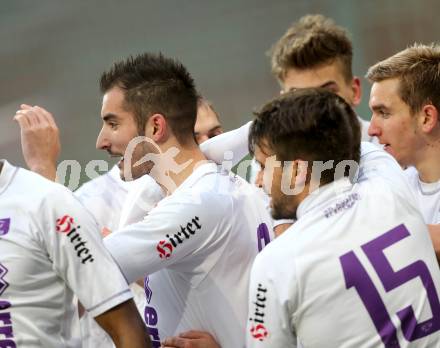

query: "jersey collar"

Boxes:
[176, 161, 220, 192]
[0, 160, 19, 196]
[296, 177, 353, 220]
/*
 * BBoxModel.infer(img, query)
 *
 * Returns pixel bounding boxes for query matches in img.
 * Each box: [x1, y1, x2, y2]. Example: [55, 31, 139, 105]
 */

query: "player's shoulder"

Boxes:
[256, 226, 298, 263]
[171, 163, 235, 203]
[12, 165, 69, 197]
[358, 143, 408, 187]
[2, 165, 84, 231]
[252, 228, 300, 286]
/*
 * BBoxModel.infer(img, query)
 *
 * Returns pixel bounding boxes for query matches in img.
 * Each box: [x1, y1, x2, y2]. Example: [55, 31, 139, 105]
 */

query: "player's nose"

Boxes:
[96, 127, 110, 150]
[254, 170, 264, 188]
[368, 115, 381, 137]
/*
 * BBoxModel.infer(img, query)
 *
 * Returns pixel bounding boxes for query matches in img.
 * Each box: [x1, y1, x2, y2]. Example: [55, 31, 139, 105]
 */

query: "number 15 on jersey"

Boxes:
[340, 224, 440, 347]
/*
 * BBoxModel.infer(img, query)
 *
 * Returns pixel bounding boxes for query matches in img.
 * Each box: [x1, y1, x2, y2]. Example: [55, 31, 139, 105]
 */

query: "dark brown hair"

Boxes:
[249, 88, 361, 185]
[100, 52, 198, 145]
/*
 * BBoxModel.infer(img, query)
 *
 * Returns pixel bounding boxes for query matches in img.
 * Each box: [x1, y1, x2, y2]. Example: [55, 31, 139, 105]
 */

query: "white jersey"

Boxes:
[0, 160, 132, 348]
[74, 165, 129, 231]
[246, 150, 440, 348]
[200, 119, 376, 230]
[75, 165, 163, 231]
[104, 162, 274, 348]
[405, 167, 440, 224]
[200, 118, 377, 171]
[76, 165, 163, 348]
[358, 116, 375, 143]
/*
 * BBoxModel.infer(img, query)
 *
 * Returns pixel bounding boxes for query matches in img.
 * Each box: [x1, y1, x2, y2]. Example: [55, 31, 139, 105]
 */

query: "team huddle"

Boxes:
[2, 14, 440, 348]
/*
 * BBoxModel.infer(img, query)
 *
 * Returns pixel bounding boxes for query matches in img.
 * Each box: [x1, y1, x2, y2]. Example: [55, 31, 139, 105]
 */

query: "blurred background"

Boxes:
[1, 0, 439, 185]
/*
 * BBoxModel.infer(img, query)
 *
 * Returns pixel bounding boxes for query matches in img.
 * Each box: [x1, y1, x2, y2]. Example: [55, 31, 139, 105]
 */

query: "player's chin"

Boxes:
[119, 163, 137, 181]
[122, 164, 153, 181]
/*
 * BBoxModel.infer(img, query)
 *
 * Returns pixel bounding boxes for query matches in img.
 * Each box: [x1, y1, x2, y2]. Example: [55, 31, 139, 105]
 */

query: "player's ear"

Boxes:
[147, 114, 168, 142]
[350, 77, 362, 107]
[420, 104, 438, 133]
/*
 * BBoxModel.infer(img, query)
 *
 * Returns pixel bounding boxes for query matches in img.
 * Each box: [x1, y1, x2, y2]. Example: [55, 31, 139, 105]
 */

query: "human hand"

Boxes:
[14, 104, 60, 181]
[161, 330, 220, 348]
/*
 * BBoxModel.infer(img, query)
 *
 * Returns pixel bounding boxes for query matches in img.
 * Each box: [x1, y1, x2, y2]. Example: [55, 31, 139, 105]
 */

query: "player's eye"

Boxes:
[109, 122, 119, 130]
[379, 110, 391, 118]
[209, 128, 223, 138]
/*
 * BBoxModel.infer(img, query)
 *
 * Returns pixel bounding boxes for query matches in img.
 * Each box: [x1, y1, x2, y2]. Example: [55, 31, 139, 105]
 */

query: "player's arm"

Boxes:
[104, 195, 224, 283]
[246, 253, 298, 348]
[14, 104, 60, 180]
[199, 121, 252, 166]
[428, 224, 440, 264]
[95, 300, 151, 348]
[40, 185, 150, 347]
[162, 331, 221, 348]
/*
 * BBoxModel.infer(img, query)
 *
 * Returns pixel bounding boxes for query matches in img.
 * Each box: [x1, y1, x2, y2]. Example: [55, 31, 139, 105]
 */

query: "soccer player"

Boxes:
[97, 52, 273, 348]
[270, 14, 374, 141]
[246, 88, 440, 347]
[199, 14, 377, 242]
[194, 97, 223, 145]
[0, 159, 151, 347]
[75, 164, 163, 348]
[366, 44, 440, 261]
[16, 53, 274, 348]
[367, 44, 440, 226]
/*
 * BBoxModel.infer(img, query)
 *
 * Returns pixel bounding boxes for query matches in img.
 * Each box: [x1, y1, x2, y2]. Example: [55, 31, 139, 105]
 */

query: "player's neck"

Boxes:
[165, 145, 207, 194]
[414, 144, 440, 183]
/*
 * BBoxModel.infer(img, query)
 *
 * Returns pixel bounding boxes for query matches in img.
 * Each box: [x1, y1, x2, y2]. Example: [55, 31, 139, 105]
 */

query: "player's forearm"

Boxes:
[200, 121, 252, 166]
[95, 300, 152, 348]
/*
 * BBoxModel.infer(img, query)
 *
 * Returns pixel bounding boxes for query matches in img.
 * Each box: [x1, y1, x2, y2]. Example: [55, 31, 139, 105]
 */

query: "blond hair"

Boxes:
[270, 14, 353, 82]
[367, 43, 440, 114]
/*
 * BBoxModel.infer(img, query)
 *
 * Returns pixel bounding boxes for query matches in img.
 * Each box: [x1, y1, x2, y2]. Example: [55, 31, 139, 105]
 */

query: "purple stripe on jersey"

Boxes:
[257, 223, 271, 252]
[0, 218, 10, 236]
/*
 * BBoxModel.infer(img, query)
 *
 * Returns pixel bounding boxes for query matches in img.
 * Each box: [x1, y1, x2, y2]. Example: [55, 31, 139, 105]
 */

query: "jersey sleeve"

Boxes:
[38, 185, 132, 318]
[104, 190, 229, 284]
[246, 251, 298, 348]
[200, 121, 252, 166]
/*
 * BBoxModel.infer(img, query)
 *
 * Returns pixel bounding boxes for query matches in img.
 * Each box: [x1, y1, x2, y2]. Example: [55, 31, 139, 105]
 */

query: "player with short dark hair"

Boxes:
[16, 52, 274, 348]
[246, 88, 440, 347]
